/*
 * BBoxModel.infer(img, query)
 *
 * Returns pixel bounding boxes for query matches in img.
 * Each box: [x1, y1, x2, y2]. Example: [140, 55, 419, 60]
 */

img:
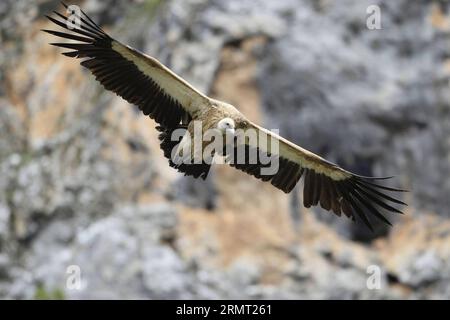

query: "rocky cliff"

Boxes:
[0, 0, 449, 299]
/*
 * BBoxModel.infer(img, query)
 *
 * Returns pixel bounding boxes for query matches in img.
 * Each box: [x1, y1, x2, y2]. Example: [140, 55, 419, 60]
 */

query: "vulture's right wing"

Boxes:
[43, 3, 210, 128]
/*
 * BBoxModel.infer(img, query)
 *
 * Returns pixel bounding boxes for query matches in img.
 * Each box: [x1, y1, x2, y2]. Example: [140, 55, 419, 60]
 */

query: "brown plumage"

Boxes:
[43, 3, 408, 230]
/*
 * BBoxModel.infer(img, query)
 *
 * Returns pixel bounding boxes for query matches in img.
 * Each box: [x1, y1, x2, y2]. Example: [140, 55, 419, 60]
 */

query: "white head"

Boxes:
[217, 117, 236, 136]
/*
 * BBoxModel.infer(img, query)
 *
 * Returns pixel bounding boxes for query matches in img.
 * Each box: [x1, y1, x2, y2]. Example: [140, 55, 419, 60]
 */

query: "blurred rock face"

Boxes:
[0, 0, 449, 299]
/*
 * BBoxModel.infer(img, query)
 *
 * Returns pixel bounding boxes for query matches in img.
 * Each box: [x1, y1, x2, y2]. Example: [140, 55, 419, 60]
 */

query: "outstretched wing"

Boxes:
[43, 3, 209, 128]
[226, 121, 407, 230]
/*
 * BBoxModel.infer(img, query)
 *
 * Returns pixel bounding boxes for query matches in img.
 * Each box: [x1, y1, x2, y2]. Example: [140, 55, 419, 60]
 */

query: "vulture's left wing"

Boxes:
[43, 3, 210, 128]
[227, 121, 407, 230]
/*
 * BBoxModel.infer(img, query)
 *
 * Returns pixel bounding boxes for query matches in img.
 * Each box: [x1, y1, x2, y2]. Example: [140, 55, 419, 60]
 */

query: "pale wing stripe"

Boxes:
[245, 122, 351, 180]
[111, 41, 209, 116]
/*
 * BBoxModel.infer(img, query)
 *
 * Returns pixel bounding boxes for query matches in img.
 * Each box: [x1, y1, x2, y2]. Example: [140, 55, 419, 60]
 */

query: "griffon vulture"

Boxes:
[43, 3, 407, 230]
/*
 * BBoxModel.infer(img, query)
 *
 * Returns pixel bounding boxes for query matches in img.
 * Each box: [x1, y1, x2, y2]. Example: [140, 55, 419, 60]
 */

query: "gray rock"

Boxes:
[141, 245, 191, 299]
[399, 250, 445, 288]
[0, 204, 10, 239]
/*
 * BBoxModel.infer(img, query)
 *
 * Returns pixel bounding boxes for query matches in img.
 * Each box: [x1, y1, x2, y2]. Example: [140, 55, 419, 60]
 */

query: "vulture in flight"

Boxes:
[43, 3, 407, 230]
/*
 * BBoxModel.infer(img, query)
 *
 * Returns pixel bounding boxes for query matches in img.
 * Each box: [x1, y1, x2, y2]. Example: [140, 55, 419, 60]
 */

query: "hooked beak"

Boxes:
[226, 128, 235, 136]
